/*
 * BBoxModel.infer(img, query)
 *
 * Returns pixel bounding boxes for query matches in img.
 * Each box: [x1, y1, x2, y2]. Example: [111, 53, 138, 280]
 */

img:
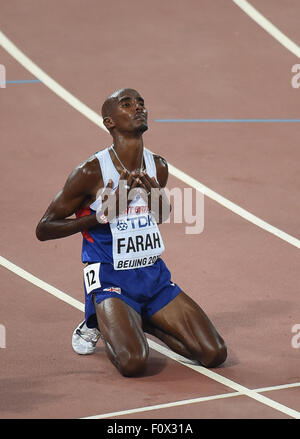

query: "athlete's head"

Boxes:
[101, 88, 148, 135]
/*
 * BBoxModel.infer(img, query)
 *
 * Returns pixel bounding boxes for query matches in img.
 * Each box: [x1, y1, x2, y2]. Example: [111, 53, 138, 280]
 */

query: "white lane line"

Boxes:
[255, 382, 300, 393]
[168, 163, 300, 248]
[1, 254, 299, 418]
[1, 30, 300, 249]
[0, 27, 299, 418]
[147, 340, 300, 419]
[232, 0, 300, 58]
[81, 382, 300, 419]
[0, 31, 107, 131]
[81, 392, 239, 419]
[0, 256, 84, 312]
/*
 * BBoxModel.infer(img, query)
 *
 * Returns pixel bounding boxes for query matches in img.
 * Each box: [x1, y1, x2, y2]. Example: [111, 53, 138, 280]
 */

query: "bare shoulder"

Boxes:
[63, 153, 103, 197]
[77, 154, 101, 179]
[153, 154, 169, 188]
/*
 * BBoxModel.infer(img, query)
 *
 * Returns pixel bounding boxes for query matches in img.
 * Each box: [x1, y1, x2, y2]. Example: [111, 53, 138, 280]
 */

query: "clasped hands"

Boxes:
[97, 170, 169, 224]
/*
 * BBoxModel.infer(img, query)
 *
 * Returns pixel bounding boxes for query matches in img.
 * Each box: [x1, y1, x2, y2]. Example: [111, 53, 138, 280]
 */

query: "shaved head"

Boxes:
[101, 96, 116, 120]
[101, 88, 139, 119]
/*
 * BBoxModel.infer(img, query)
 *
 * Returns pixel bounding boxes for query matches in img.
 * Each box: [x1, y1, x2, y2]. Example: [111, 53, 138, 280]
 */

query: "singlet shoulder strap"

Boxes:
[90, 146, 120, 211]
[94, 146, 120, 188]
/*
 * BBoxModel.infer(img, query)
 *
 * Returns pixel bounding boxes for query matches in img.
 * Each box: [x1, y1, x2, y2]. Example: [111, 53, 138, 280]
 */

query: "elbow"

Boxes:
[36, 222, 47, 241]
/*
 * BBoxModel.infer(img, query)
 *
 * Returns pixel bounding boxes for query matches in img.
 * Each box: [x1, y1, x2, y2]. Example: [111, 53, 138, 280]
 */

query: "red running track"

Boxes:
[0, 0, 299, 419]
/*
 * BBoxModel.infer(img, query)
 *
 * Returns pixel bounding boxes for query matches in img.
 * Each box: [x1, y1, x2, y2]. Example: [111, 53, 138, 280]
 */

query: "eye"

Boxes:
[122, 102, 131, 107]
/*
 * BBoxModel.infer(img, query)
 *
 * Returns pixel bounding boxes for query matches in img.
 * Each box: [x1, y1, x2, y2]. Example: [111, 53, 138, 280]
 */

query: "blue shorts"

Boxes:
[84, 258, 182, 328]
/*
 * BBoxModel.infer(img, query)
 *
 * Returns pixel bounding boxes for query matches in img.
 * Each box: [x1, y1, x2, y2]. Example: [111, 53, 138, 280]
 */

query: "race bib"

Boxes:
[84, 262, 101, 294]
[110, 212, 165, 270]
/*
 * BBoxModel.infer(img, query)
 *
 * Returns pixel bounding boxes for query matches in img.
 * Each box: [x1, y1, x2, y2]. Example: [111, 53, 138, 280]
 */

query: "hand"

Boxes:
[138, 172, 171, 223]
[99, 171, 141, 221]
[138, 171, 160, 201]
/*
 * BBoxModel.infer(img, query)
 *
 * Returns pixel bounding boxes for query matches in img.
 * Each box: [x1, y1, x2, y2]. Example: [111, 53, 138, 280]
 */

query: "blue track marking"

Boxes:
[155, 119, 300, 123]
[1, 79, 41, 84]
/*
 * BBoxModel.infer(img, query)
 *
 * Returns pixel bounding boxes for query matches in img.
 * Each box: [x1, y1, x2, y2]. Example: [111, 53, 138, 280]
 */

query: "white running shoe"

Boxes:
[72, 320, 101, 355]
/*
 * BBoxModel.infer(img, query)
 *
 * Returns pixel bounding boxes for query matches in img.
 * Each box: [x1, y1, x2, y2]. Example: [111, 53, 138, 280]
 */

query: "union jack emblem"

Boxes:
[103, 287, 121, 294]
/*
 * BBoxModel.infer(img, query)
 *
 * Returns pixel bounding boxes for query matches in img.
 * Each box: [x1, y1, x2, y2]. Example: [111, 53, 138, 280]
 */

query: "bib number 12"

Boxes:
[84, 263, 101, 294]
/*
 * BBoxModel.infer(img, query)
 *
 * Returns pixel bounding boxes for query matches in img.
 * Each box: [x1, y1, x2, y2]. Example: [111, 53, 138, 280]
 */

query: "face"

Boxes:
[105, 89, 148, 134]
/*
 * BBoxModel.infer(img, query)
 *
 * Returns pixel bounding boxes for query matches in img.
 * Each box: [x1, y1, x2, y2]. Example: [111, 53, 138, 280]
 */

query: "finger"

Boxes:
[106, 178, 113, 189]
[130, 177, 140, 188]
[142, 172, 160, 188]
[127, 172, 137, 188]
[139, 174, 152, 192]
[139, 173, 152, 188]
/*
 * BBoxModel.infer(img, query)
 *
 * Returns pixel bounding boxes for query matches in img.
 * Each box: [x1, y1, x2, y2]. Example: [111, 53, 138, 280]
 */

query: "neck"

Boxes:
[111, 133, 144, 172]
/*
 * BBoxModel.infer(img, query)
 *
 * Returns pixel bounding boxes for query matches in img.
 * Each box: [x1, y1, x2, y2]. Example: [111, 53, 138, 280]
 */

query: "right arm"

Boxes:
[36, 159, 101, 241]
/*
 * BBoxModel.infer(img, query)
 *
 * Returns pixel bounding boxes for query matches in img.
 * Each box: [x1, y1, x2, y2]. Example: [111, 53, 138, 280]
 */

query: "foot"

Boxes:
[72, 320, 101, 355]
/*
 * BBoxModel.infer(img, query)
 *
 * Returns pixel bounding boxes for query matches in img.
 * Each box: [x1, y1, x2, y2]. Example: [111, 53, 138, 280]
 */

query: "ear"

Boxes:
[103, 116, 115, 131]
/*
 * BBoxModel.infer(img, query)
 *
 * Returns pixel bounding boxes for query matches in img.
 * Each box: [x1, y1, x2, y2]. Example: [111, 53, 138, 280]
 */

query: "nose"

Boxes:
[135, 101, 145, 112]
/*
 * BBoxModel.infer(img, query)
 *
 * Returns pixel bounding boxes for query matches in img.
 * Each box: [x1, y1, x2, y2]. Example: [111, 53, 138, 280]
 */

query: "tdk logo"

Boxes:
[117, 215, 155, 232]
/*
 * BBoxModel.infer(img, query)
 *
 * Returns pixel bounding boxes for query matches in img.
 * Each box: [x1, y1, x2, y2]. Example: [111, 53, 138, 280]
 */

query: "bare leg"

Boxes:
[147, 292, 227, 367]
[93, 296, 149, 377]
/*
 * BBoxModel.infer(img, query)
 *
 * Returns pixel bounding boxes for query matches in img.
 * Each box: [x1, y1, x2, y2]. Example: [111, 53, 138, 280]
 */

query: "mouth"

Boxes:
[134, 113, 147, 121]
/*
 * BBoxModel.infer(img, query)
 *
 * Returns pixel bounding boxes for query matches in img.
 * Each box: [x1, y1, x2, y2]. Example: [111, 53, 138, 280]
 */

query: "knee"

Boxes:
[118, 350, 148, 377]
[200, 340, 227, 368]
